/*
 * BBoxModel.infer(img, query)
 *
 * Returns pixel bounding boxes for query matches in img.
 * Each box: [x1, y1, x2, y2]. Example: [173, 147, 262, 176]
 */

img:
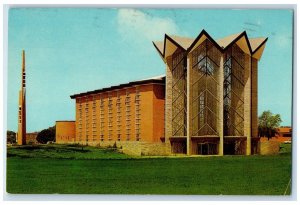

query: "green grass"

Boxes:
[6, 144, 292, 195]
[280, 143, 292, 154]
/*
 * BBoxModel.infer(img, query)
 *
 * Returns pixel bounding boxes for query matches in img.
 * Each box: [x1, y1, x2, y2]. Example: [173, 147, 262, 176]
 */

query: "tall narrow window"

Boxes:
[116, 91, 121, 140]
[108, 93, 113, 141]
[191, 39, 221, 136]
[135, 86, 141, 141]
[85, 97, 89, 142]
[223, 44, 245, 136]
[100, 95, 104, 141]
[78, 102, 82, 141]
[125, 89, 131, 140]
[92, 96, 97, 141]
[18, 107, 22, 123]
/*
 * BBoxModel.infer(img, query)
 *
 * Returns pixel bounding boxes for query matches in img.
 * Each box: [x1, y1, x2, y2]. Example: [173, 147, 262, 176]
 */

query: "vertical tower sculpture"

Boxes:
[17, 50, 26, 145]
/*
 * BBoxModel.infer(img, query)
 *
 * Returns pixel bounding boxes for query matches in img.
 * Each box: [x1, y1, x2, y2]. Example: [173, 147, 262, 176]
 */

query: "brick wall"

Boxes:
[70, 140, 168, 156]
[74, 83, 165, 145]
[56, 121, 76, 144]
[259, 141, 280, 155]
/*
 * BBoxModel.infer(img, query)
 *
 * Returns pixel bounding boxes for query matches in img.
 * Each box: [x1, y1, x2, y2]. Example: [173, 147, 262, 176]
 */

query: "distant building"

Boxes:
[276, 126, 292, 138]
[56, 121, 76, 144]
[26, 132, 39, 144]
[260, 126, 292, 143]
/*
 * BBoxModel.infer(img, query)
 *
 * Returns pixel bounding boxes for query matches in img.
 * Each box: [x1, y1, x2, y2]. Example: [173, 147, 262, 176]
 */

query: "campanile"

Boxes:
[17, 50, 26, 145]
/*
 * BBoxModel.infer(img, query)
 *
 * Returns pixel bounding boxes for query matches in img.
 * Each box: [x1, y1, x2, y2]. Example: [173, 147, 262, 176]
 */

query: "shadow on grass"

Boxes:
[7, 144, 126, 160]
[13, 145, 91, 153]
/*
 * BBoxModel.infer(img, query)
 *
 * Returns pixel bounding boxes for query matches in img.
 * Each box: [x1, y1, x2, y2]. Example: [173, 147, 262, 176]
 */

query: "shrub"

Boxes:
[7, 130, 16, 144]
[36, 126, 55, 144]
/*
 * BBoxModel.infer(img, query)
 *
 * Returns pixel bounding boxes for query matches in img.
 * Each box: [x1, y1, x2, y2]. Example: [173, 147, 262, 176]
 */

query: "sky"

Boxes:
[7, 8, 293, 132]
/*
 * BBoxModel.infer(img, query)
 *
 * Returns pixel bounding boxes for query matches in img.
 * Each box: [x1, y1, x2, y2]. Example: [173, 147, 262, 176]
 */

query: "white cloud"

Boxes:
[274, 33, 292, 48]
[256, 20, 262, 26]
[117, 9, 179, 41]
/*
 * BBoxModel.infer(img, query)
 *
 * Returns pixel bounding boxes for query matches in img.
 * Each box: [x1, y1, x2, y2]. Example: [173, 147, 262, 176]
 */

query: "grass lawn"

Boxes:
[6, 144, 292, 195]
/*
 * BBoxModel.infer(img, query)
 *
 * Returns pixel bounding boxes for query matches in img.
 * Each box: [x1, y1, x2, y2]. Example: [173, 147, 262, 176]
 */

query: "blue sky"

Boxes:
[7, 8, 293, 132]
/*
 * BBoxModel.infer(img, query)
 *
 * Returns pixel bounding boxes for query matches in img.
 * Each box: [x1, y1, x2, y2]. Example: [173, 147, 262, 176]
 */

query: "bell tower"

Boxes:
[17, 50, 26, 145]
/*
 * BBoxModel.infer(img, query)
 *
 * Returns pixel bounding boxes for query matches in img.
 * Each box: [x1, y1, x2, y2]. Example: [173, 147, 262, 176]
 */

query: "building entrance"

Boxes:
[224, 137, 246, 155]
[171, 141, 187, 154]
[197, 143, 218, 155]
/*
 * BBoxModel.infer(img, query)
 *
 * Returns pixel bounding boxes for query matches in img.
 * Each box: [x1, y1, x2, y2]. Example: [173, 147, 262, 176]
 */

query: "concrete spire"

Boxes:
[22, 50, 25, 88]
[17, 50, 26, 145]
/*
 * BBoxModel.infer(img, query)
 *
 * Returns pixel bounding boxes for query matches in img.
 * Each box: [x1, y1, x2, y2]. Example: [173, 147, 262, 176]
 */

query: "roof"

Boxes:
[216, 32, 244, 48]
[168, 35, 194, 50]
[153, 29, 268, 60]
[277, 127, 292, 133]
[70, 75, 165, 99]
[153, 41, 164, 56]
[139, 74, 165, 81]
[249, 37, 268, 53]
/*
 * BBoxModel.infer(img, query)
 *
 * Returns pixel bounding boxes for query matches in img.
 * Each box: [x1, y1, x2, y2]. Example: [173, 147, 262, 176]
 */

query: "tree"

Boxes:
[7, 130, 16, 144]
[36, 126, 56, 144]
[258, 110, 282, 140]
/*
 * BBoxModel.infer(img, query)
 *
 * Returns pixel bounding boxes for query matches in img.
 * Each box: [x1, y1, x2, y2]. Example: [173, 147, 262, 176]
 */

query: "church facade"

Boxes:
[153, 30, 267, 155]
